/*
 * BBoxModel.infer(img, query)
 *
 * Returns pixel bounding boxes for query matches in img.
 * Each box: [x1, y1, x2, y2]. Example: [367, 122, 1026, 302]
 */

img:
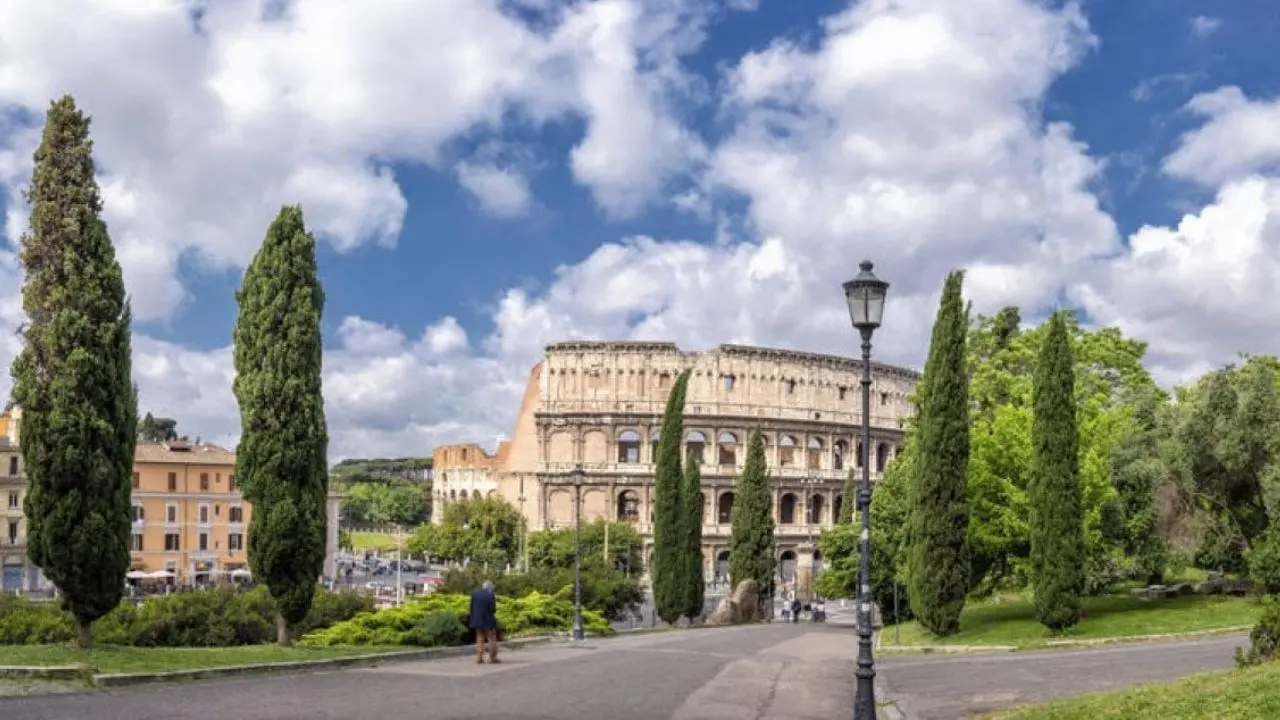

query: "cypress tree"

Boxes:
[730, 426, 776, 616]
[11, 96, 138, 648]
[233, 205, 330, 646]
[680, 458, 705, 621]
[651, 369, 690, 624]
[907, 270, 971, 636]
[1029, 311, 1084, 631]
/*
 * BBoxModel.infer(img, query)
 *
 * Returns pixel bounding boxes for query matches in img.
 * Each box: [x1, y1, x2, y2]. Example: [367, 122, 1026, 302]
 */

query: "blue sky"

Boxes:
[1, 0, 1279, 458]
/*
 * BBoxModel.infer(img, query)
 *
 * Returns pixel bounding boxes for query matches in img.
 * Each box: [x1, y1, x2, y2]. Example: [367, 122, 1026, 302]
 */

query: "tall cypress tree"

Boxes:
[730, 426, 776, 616]
[11, 96, 137, 648]
[1029, 311, 1084, 631]
[680, 458, 705, 621]
[652, 369, 690, 624]
[907, 270, 971, 637]
[233, 205, 330, 646]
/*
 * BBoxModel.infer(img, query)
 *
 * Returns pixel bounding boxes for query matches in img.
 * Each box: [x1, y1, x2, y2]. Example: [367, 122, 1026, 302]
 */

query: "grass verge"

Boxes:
[887, 592, 1259, 649]
[985, 662, 1280, 719]
[1, 644, 408, 674]
[348, 531, 400, 552]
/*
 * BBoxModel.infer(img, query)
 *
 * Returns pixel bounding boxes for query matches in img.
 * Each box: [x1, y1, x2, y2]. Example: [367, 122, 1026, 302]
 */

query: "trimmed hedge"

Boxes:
[0, 585, 373, 647]
[299, 590, 611, 647]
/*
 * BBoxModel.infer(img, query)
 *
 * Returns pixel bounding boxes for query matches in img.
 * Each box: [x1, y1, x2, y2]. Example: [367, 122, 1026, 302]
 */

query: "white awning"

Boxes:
[146, 570, 175, 579]
[126, 571, 147, 580]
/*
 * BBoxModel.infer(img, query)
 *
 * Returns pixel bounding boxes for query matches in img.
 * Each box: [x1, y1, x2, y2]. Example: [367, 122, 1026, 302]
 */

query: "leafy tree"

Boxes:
[137, 412, 178, 442]
[527, 519, 644, 574]
[11, 95, 138, 648]
[652, 369, 690, 624]
[907, 270, 971, 636]
[1029, 311, 1084, 631]
[406, 494, 521, 566]
[233, 205, 330, 646]
[729, 427, 776, 614]
[340, 481, 429, 526]
[681, 459, 705, 621]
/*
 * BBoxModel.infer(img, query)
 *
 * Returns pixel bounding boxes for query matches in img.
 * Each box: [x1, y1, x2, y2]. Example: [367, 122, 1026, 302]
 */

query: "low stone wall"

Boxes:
[1128, 573, 1254, 600]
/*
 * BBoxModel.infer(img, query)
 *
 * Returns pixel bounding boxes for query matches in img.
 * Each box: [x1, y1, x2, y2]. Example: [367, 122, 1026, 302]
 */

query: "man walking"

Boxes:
[470, 580, 500, 664]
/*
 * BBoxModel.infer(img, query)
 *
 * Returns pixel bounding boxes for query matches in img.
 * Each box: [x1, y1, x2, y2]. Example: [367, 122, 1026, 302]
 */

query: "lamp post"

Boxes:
[517, 493, 528, 573]
[571, 464, 585, 642]
[843, 260, 889, 720]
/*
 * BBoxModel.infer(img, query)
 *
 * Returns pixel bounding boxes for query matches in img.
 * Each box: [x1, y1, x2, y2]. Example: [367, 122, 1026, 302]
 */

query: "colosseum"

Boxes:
[431, 442, 507, 523]
[493, 341, 920, 584]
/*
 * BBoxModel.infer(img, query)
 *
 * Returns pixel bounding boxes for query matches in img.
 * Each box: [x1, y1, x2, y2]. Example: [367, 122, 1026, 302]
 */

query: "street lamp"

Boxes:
[843, 259, 889, 720]
[571, 464, 585, 642]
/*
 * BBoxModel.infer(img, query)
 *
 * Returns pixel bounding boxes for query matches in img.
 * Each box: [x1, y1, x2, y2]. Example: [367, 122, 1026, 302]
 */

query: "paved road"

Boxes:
[0, 625, 855, 720]
[878, 633, 1248, 719]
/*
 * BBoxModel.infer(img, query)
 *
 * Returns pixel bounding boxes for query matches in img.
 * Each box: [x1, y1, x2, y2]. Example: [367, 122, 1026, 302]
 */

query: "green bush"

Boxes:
[0, 585, 373, 647]
[1236, 597, 1280, 667]
[439, 565, 643, 621]
[1247, 529, 1280, 595]
[299, 591, 611, 647]
[401, 610, 465, 647]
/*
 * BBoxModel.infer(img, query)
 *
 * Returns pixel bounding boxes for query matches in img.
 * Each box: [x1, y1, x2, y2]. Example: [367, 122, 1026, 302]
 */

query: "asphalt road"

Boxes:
[877, 633, 1248, 719]
[0, 624, 854, 720]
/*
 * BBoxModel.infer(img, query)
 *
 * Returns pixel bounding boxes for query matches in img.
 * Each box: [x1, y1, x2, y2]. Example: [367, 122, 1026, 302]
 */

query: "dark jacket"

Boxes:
[469, 587, 498, 630]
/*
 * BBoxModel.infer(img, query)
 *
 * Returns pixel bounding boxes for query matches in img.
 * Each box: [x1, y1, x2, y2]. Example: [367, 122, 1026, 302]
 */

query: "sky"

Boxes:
[1, 0, 1279, 461]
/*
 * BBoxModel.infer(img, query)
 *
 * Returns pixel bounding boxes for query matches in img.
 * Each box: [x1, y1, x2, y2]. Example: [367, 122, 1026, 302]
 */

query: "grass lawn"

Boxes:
[1, 644, 409, 674]
[348, 531, 400, 552]
[986, 662, 1280, 719]
[889, 592, 1260, 649]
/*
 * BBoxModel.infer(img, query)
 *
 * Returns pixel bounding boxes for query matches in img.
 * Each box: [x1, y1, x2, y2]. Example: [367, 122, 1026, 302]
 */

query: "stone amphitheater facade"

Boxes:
[430, 442, 507, 524]
[494, 341, 920, 581]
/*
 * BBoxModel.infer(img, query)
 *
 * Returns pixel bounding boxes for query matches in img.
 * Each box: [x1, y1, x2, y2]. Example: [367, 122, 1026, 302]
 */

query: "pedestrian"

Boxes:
[790, 596, 801, 623]
[469, 580, 500, 664]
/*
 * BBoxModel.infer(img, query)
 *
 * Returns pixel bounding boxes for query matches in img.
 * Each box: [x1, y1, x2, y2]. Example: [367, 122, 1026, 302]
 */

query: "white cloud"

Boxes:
[1163, 87, 1280, 187]
[1, 0, 1275, 463]
[1189, 15, 1222, 38]
[456, 163, 533, 218]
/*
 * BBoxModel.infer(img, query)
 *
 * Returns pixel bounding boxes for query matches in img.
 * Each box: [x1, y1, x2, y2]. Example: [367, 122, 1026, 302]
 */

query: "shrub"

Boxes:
[1236, 597, 1280, 667]
[0, 585, 372, 647]
[1247, 528, 1280, 595]
[401, 611, 465, 647]
[439, 565, 643, 621]
[299, 591, 611, 647]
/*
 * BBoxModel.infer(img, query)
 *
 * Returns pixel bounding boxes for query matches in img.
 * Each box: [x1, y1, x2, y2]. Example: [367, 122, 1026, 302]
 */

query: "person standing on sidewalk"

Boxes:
[470, 580, 500, 664]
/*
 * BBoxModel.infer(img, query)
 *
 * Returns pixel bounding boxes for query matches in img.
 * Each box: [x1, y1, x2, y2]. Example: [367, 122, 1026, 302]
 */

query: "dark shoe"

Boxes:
[489, 657, 501, 664]
[476, 657, 485, 664]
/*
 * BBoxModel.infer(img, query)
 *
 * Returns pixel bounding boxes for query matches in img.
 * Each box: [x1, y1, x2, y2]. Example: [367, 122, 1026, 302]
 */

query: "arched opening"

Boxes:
[697, 492, 707, 526]
[450, 489, 457, 500]
[779, 550, 797, 582]
[718, 432, 738, 466]
[617, 430, 641, 464]
[617, 490, 640, 522]
[856, 440, 864, 469]
[808, 494, 825, 525]
[686, 431, 707, 465]
[833, 493, 844, 523]
[813, 548, 824, 575]
[779, 435, 797, 467]
[806, 437, 823, 469]
[876, 443, 888, 473]
[717, 492, 735, 524]
[833, 440, 848, 471]
[779, 493, 797, 525]
[716, 550, 730, 582]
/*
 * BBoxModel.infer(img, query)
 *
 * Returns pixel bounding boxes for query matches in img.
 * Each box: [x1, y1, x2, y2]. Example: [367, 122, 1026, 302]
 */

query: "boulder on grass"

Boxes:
[707, 579, 761, 626]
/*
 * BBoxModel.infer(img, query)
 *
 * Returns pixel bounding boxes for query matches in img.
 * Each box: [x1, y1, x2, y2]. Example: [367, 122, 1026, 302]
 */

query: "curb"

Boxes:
[0, 664, 92, 681]
[1041, 626, 1251, 648]
[877, 626, 1251, 655]
[8, 636, 556, 689]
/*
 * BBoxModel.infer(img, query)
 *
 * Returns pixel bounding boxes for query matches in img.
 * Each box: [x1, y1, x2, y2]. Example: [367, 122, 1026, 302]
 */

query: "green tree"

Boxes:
[1029, 311, 1084, 631]
[137, 412, 178, 442]
[527, 519, 644, 574]
[407, 495, 521, 566]
[907, 270, 971, 636]
[652, 369, 690, 624]
[729, 427, 776, 613]
[681, 459, 705, 621]
[233, 205, 330, 646]
[11, 95, 138, 648]
[839, 466, 856, 524]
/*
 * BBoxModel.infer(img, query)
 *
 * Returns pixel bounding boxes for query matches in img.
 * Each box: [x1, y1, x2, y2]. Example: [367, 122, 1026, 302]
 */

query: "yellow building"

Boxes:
[130, 440, 250, 584]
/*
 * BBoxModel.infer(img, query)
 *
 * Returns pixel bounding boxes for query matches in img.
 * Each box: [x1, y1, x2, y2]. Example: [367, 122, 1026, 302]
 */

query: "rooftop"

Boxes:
[135, 441, 236, 466]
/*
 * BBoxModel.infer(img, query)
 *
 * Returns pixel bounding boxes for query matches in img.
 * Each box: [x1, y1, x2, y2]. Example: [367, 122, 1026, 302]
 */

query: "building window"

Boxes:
[617, 431, 641, 464]
[200, 473, 210, 491]
[229, 475, 237, 492]
[228, 533, 244, 551]
[718, 432, 738, 466]
[131, 505, 145, 522]
[8, 456, 18, 476]
[198, 505, 209, 525]
[7, 491, 17, 509]
[658, 373, 670, 390]
[229, 506, 244, 523]
[779, 435, 797, 466]
[164, 533, 180, 551]
[723, 375, 735, 391]
[685, 431, 707, 465]
[132, 472, 140, 490]
[806, 438, 823, 470]
[785, 379, 796, 394]
[167, 472, 177, 492]
[198, 533, 208, 552]
[166, 504, 178, 523]
[7, 521, 18, 544]
[880, 392, 889, 406]
[838, 386, 848, 400]
[130, 533, 144, 552]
